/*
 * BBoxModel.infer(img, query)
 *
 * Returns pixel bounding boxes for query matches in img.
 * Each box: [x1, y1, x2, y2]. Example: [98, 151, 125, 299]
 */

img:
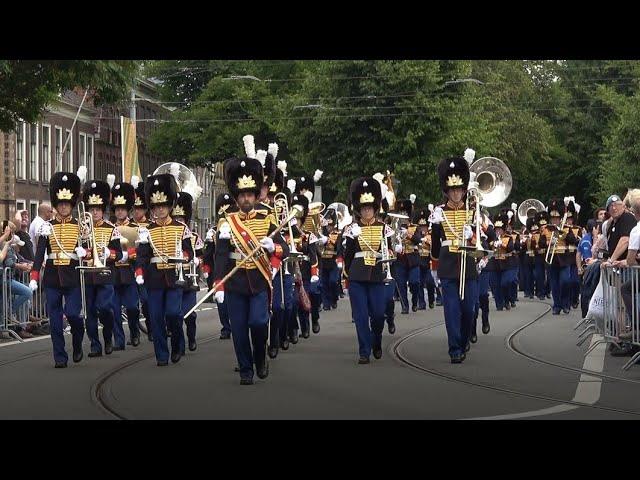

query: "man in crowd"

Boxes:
[29, 203, 52, 251]
[14, 210, 34, 262]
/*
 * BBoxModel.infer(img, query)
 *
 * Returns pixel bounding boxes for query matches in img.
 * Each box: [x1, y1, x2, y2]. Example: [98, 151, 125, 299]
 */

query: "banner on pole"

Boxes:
[121, 116, 141, 182]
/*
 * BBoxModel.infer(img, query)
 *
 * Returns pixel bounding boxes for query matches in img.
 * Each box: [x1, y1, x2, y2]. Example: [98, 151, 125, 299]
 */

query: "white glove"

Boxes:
[193, 257, 200, 267]
[493, 240, 502, 249]
[215, 291, 225, 304]
[135, 275, 144, 285]
[337, 261, 343, 269]
[394, 244, 403, 254]
[75, 246, 87, 259]
[350, 224, 362, 237]
[38, 223, 52, 237]
[205, 228, 214, 242]
[218, 222, 231, 240]
[430, 206, 444, 224]
[463, 225, 473, 240]
[103, 246, 111, 260]
[202, 271, 209, 279]
[400, 227, 408, 234]
[29, 280, 38, 292]
[319, 235, 328, 246]
[137, 227, 149, 244]
[260, 237, 275, 253]
[311, 275, 319, 283]
[119, 250, 129, 263]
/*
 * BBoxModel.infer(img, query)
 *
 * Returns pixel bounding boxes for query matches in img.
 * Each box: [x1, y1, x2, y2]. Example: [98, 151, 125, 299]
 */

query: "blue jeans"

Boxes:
[10, 279, 32, 324]
[112, 283, 140, 348]
[180, 289, 197, 353]
[549, 265, 571, 312]
[226, 290, 269, 379]
[45, 287, 83, 364]
[85, 284, 115, 353]
[321, 266, 340, 309]
[348, 281, 386, 358]
[147, 288, 183, 362]
[441, 277, 478, 357]
[395, 264, 420, 309]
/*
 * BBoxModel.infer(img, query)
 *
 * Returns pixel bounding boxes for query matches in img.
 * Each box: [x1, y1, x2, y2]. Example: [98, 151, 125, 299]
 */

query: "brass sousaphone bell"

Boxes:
[468, 156, 512, 208]
[517, 199, 546, 226]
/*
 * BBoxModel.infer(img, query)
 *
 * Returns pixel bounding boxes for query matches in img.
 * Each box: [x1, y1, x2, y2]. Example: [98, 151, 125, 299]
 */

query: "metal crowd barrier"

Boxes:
[1, 267, 22, 341]
[19, 270, 47, 323]
[579, 265, 640, 371]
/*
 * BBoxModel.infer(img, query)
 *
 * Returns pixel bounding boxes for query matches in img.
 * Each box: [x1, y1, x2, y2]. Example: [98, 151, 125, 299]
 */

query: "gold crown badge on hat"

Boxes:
[56, 188, 73, 200]
[151, 191, 168, 204]
[360, 192, 375, 204]
[237, 175, 256, 189]
[113, 195, 127, 206]
[173, 205, 186, 217]
[88, 194, 104, 205]
[446, 174, 464, 187]
[134, 198, 143, 206]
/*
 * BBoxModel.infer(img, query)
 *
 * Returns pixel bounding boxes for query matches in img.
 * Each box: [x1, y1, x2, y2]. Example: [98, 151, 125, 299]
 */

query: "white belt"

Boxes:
[48, 252, 79, 261]
[229, 253, 243, 261]
[441, 240, 463, 247]
[151, 257, 171, 264]
[355, 251, 381, 259]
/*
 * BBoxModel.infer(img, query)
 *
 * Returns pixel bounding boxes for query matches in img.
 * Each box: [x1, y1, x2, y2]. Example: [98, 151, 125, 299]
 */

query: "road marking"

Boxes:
[467, 334, 607, 420]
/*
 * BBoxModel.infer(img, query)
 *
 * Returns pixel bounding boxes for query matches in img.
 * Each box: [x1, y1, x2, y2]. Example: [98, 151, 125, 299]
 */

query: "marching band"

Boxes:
[29, 134, 588, 380]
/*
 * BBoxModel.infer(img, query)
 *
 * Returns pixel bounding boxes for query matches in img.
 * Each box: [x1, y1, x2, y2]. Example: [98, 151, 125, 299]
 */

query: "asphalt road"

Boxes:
[1, 295, 639, 419]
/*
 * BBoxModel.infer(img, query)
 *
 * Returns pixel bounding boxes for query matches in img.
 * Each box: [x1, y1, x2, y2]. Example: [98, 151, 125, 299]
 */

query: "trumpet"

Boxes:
[545, 211, 568, 265]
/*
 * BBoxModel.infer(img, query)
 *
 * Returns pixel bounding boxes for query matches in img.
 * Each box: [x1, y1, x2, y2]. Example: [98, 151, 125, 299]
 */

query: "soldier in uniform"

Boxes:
[472, 209, 493, 341]
[110, 180, 142, 347]
[521, 217, 538, 299]
[564, 198, 582, 309]
[393, 197, 423, 313]
[414, 207, 437, 309]
[319, 207, 343, 311]
[131, 176, 153, 341]
[172, 191, 205, 353]
[504, 207, 521, 308]
[430, 157, 478, 364]
[30, 172, 85, 368]
[534, 211, 550, 300]
[135, 174, 194, 365]
[213, 157, 288, 385]
[81, 179, 123, 357]
[485, 213, 516, 311]
[343, 177, 392, 364]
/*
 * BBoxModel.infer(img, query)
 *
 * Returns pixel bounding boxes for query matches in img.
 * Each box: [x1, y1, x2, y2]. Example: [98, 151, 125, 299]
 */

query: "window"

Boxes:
[42, 125, 51, 181]
[29, 201, 38, 223]
[16, 199, 26, 212]
[29, 123, 39, 181]
[15, 122, 26, 179]
[65, 130, 72, 171]
[54, 127, 63, 172]
[87, 135, 94, 179]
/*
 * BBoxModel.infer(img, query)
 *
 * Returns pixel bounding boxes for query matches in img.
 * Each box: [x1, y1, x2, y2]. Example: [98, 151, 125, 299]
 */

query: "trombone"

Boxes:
[545, 211, 569, 265]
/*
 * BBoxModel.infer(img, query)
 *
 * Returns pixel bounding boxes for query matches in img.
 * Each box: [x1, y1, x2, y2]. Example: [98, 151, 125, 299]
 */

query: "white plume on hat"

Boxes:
[507, 210, 514, 219]
[575, 203, 581, 213]
[169, 162, 181, 185]
[428, 203, 434, 212]
[464, 148, 476, 165]
[77, 165, 87, 184]
[313, 169, 323, 182]
[256, 150, 267, 167]
[243, 135, 256, 159]
[106, 174, 116, 189]
[287, 179, 296, 193]
[409, 194, 416, 204]
[182, 176, 203, 202]
[372, 172, 384, 183]
[303, 191, 313, 202]
[511, 202, 517, 211]
[268, 143, 279, 160]
[277, 161, 287, 176]
[131, 175, 140, 189]
[564, 196, 575, 206]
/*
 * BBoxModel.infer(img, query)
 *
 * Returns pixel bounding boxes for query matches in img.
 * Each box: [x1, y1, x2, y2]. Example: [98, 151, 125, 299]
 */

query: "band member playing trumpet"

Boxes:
[213, 157, 289, 385]
[414, 208, 437, 309]
[521, 217, 538, 299]
[393, 197, 423, 314]
[110, 180, 142, 347]
[430, 157, 478, 364]
[135, 174, 194, 366]
[319, 208, 343, 311]
[564, 198, 582, 309]
[534, 211, 551, 300]
[343, 177, 391, 364]
[485, 213, 517, 311]
[132, 177, 153, 342]
[30, 172, 85, 368]
[81, 179, 123, 357]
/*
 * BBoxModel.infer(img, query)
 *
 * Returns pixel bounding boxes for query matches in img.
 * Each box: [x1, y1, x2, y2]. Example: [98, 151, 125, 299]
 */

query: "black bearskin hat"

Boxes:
[438, 157, 470, 193]
[413, 208, 430, 226]
[566, 199, 577, 218]
[111, 182, 135, 211]
[215, 192, 237, 222]
[50, 172, 81, 208]
[82, 180, 111, 210]
[172, 191, 193, 223]
[547, 198, 565, 218]
[395, 199, 414, 218]
[350, 177, 382, 213]
[535, 210, 550, 227]
[145, 174, 178, 208]
[526, 217, 538, 232]
[269, 167, 286, 196]
[323, 207, 338, 227]
[291, 193, 309, 224]
[263, 152, 277, 187]
[133, 177, 147, 210]
[224, 157, 263, 198]
[493, 213, 509, 230]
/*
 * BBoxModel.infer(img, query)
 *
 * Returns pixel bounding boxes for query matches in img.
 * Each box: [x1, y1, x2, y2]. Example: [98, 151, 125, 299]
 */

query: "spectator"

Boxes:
[0, 224, 33, 339]
[594, 207, 608, 222]
[13, 210, 34, 262]
[617, 192, 640, 341]
[601, 194, 636, 268]
[578, 219, 598, 274]
[28, 202, 52, 252]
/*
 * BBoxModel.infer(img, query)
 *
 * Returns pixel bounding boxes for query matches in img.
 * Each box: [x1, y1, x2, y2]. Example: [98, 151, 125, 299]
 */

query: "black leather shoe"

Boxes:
[112, 345, 125, 352]
[234, 366, 240, 372]
[482, 323, 490, 334]
[552, 309, 560, 315]
[465, 343, 471, 352]
[412, 304, 418, 312]
[388, 323, 396, 334]
[312, 322, 320, 334]
[73, 349, 83, 363]
[572, 302, 579, 309]
[268, 346, 278, 359]
[157, 361, 168, 367]
[131, 336, 140, 347]
[450, 354, 462, 364]
[461, 353, 466, 361]
[429, 302, 435, 309]
[171, 351, 181, 363]
[220, 331, 231, 340]
[323, 306, 331, 311]
[401, 308, 409, 314]
[418, 305, 426, 310]
[54, 361, 67, 368]
[301, 329, 310, 339]
[470, 333, 478, 344]
[290, 330, 299, 344]
[147, 332, 154, 342]
[562, 308, 570, 314]
[166, 329, 172, 338]
[88, 350, 102, 358]
[505, 303, 511, 311]
[358, 356, 370, 364]
[373, 347, 382, 359]
[331, 303, 337, 309]
[240, 377, 254, 385]
[105, 342, 113, 355]
[280, 338, 289, 350]
[257, 360, 269, 379]
[510, 302, 517, 308]
[188, 339, 197, 351]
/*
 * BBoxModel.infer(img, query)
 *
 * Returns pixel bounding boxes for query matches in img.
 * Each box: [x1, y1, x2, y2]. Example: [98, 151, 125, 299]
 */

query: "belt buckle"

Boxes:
[452, 239, 459, 248]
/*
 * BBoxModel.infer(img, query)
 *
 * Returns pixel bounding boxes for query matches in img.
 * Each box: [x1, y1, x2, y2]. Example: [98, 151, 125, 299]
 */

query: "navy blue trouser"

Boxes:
[321, 266, 340, 309]
[272, 272, 293, 345]
[489, 269, 518, 310]
[534, 256, 547, 298]
[441, 278, 478, 357]
[395, 263, 420, 309]
[112, 283, 140, 348]
[297, 279, 321, 332]
[179, 289, 196, 354]
[217, 299, 231, 335]
[473, 271, 490, 333]
[45, 287, 83, 364]
[85, 284, 115, 354]
[510, 266, 519, 302]
[522, 260, 535, 297]
[226, 290, 269, 379]
[418, 266, 436, 308]
[384, 278, 395, 326]
[549, 265, 571, 312]
[348, 281, 385, 358]
[147, 288, 183, 363]
[569, 264, 580, 306]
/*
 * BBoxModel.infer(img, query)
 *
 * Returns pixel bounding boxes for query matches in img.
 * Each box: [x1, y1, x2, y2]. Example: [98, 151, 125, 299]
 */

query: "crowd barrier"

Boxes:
[1, 267, 48, 342]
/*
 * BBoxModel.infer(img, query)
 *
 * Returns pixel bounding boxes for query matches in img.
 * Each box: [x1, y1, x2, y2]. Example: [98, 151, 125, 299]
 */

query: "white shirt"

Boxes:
[29, 215, 46, 250]
[629, 221, 640, 251]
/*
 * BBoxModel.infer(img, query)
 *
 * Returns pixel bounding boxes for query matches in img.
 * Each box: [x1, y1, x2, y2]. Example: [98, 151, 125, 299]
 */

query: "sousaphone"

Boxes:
[469, 157, 512, 208]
